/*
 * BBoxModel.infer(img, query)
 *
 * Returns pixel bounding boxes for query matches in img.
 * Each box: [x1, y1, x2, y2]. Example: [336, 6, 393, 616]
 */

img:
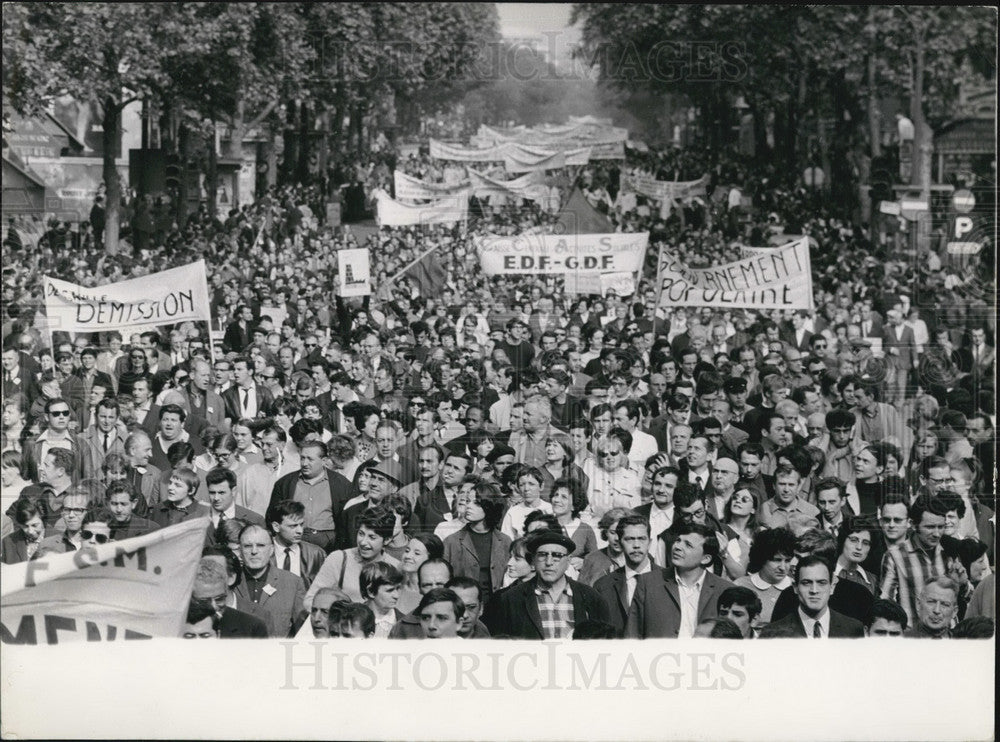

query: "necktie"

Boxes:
[695, 476, 702, 490]
[813, 621, 822, 638]
[103, 432, 111, 453]
[241, 388, 250, 412]
[217, 512, 226, 530]
[282, 547, 292, 572]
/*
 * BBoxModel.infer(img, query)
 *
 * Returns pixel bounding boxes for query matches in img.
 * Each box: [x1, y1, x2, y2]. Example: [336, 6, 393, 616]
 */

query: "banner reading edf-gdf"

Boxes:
[476, 233, 648, 275]
[42, 260, 213, 333]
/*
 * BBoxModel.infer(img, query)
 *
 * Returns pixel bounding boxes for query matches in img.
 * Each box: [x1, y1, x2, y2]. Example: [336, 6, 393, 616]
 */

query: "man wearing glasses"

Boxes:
[23, 398, 80, 483]
[483, 529, 609, 639]
[36, 488, 90, 554]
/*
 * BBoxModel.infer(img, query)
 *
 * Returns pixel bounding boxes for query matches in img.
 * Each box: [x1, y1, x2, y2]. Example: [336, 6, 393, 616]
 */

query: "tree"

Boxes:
[3, 3, 201, 253]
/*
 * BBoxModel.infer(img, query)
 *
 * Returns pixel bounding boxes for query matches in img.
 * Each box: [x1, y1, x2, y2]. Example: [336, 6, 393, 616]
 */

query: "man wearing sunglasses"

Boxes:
[22, 398, 80, 483]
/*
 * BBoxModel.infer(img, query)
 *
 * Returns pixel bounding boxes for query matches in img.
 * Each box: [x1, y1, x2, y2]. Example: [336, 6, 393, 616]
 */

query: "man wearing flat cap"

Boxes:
[483, 529, 609, 639]
[338, 459, 403, 549]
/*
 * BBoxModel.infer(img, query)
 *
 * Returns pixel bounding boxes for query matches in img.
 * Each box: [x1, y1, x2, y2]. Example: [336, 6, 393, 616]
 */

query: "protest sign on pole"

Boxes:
[476, 233, 648, 275]
[658, 237, 813, 310]
[1, 519, 207, 644]
[337, 248, 372, 297]
[42, 260, 213, 338]
[429, 139, 506, 162]
[375, 190, 468, 226]
[621, 173, 709, 203]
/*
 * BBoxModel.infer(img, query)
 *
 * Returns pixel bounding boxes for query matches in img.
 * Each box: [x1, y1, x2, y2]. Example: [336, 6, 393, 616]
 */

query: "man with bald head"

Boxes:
[508, 395, 569, 468]
[706, 456, 741, 521]
[182, 357, 226, 430]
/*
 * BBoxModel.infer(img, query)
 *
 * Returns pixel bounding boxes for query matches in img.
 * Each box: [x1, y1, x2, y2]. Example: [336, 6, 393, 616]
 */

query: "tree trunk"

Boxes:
[206, 128, 219, 220]
[297, 101, 311, 184]
[232, 97, 245, 207]
[102, 97, 121, 255]
[177, 124, 191, 228]
[866, 52, 882, 159]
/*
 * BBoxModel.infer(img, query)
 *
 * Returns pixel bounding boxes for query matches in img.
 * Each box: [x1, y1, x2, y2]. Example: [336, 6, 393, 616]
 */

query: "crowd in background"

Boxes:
[1, 138, 994, 641]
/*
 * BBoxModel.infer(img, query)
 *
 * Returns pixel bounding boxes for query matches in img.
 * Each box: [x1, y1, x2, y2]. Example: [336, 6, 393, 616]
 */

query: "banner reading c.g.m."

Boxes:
[476, 233, 648, 275]
[43, 260, 213, 333]
[658, 237, 813, 310]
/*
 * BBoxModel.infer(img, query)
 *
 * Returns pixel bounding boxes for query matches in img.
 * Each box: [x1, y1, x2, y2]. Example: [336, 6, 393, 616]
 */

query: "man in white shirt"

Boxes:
[706, 456, 739, 522]
[205, 467, 264, 534]
[635, 465, 678, 565]
[686, 435, 713, 496]
[613, 399, 658, 470]
[758, 555, 865, 638]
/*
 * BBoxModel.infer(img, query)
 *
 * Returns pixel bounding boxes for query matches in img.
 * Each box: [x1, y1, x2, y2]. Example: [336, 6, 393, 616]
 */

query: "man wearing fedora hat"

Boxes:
[483, 529, 609, 639]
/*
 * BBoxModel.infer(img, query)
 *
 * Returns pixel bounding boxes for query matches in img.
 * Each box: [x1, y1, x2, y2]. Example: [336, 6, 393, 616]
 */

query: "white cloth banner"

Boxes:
[393, 170, 470, 202]
[658, 237, 813, 310]
[477, 233, 648, 275]
[504, 145, 591, 173]
[467, 169, 548, 203]
[375, 190, 468, 226]
[565, 272, 637, 296]
[622, 173, 709, 203]
[338, 248, 371, 297]
[0, 519, 207, 644]
[429, 139, 505, 162]
[42, 260, 212, 333]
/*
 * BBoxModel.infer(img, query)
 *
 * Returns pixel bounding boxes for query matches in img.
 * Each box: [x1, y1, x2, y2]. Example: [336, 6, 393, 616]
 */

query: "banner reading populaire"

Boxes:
[658, 236, 813, 310]
[1, 519, 208, 644]
[476, 233, 648, 275]
[42, 260, 213, 333]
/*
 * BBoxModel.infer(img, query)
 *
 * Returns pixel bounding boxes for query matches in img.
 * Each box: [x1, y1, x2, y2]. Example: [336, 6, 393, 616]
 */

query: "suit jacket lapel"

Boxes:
[696, 574, 720, 621]
[521, 582, 544, 638]
[661, 571, 681, 610]
[612, 572, 629, 614]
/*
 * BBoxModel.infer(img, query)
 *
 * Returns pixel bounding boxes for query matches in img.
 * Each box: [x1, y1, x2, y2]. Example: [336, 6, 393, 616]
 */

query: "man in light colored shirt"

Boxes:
[758, 467, 820, 535]
[582, 433, 642, 525]
[613, 399, 658, 470]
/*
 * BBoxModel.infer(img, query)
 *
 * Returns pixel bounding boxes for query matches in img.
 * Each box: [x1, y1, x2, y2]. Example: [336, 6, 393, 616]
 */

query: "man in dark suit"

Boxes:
[266, 499, 327, 590]
[2, 343, 40, 406]
[267, 439, 352, 552]
[205, 467, 265, 543]
[594, 514, 658, 636]
[759, 555, 864, 638]
[626, 522, 734, 638]
[235, 523, 306, 638]
[222, 355, 275, 426]
[185, 557, 270, 639]
[483, 530, 609, 639]
[881, 309, 918, 404]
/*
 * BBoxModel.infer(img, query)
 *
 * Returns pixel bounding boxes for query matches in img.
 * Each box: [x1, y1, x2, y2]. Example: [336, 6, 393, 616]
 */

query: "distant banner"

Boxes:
[659, 237, 813, 310]
[565, 272, 637, 296]
[338, 248, 371, 297]
[504, 145, 591, 173]
[622, 173, 709, 203]
[1, 519, 207, 644]
[468, 170, 547, 203]
[375, 190, 468, 226]
[429, 139, 505, 162]
[393, 171, 470, 202]
[477, 232, 648, 275]
[43, 260, 212, 332]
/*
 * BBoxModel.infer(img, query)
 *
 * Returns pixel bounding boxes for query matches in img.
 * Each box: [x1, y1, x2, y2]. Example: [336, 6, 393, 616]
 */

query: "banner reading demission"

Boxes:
[42, 260, 212, 333]
[476, 233, 648, 275]
[658, 237, 813, 309]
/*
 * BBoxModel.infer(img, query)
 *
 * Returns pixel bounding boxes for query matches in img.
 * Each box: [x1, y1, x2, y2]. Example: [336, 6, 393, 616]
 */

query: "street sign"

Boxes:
[952, 189, 975, 213]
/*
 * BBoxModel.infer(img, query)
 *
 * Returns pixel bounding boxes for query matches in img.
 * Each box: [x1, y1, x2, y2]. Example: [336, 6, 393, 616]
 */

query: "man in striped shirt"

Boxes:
[880, 495, 947, 628]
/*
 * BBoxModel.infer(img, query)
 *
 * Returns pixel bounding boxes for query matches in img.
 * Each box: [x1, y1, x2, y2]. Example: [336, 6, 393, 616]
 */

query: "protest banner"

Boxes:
[476, 232, 648, 275]
[337, 248, 372, 297]
[429, 139, 505, 162]
[393, 170, 471, 202]
[42, 260, 213, 334]
[375, 190, 468, 226]
[563, 271, 636, 296]
[658, 237, 813, 310]
[467, 169, 548, 203]
[1, 519, 207, 644]
[503, 145, 591, 173]
[621, 173, 709, 203]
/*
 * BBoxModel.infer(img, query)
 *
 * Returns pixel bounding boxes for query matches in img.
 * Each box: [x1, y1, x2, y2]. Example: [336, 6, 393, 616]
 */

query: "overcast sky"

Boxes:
[495, 3, 580, 42]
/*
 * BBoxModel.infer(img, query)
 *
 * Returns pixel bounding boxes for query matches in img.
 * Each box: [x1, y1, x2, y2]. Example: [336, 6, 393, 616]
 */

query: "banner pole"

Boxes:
[386, 243, 439, 285]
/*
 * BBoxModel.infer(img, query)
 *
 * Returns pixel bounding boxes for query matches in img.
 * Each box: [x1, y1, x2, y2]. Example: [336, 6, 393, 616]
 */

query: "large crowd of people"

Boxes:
[1, 134, 995, 642]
